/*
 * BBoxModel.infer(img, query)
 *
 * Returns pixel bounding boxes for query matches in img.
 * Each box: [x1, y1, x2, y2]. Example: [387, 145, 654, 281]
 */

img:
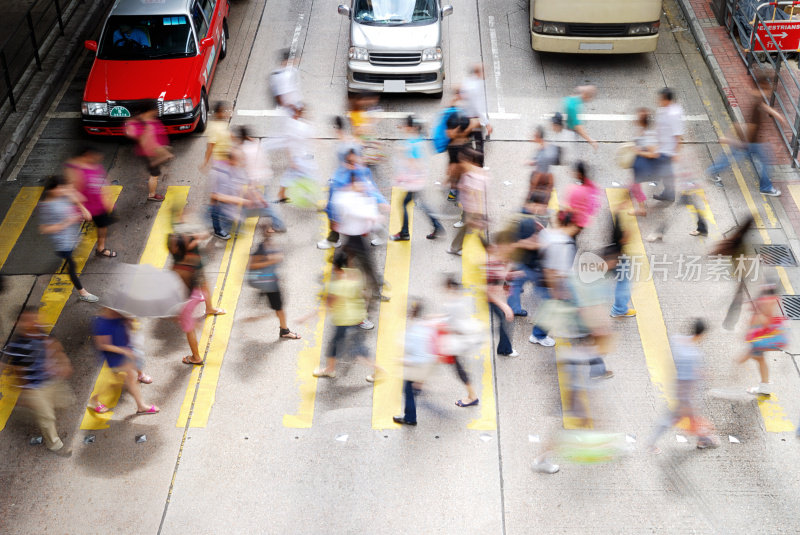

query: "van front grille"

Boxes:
[368, 52, 422, 66]
[353, 72, 438, 84]
[566, 24, 629, 37]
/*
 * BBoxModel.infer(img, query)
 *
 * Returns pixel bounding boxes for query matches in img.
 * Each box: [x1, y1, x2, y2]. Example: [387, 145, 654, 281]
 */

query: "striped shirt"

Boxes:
[2, 332, 49, 388]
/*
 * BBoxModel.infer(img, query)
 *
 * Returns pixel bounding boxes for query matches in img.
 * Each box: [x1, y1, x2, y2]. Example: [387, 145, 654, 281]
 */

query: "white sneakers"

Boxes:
[359, 319, 375, 330]
[529, 335, 555, 347]
[317, 239, 342, 250]
[532, 460, 559, 474]
[747, 383, 771, 395]
[453, 220, 465, 228]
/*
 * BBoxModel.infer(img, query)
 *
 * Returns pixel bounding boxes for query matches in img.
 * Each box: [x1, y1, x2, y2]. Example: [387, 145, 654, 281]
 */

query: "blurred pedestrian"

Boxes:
[348, 92, 386, 169]
[277, 105, 316, 203]
[312, 254, 381, 381]
[393, 301, 438, 426]
[208, 150, 249, 240]
[448, 148, 489, 255]
[606, 211, 636, 319]
[90, 307, 159, 415]
[38, 175, 98, 303]
[646, 318, 719, 453]
[506, 192, 549, 318]
[705, 71, 785, 196]
[461, 64, 493, 161]
[441, 276, 482, 407]
[65, 146, 117, 258]
[653, 87, 684, 202]
[1, 306, 74, 455]
[737, 283, 787, 395]
[247, 226, 300, 339]
[629, 108, 659, 216]
[202, 101, 233, 171]
[563, 85, 598, 150]
[566, 160, 600, 232]
[125, 104, 172, 202]
[710, 215, 755, 330]
[527, 125, 560, 202]
[390, 115, 444, 241]
[432, 91, 479, 203]
[235, 126, 285, 232]
[269, 48, 303, 114]
[486, 232, 519, 357]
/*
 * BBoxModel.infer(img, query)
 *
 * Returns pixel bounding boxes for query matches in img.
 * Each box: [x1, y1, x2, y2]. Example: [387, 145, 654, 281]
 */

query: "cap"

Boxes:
[551, 112, 564, 126]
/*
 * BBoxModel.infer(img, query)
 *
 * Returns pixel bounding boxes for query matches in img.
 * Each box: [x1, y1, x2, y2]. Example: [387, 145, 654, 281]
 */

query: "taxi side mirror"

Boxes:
[442, 5, 453, 17]
[84, 40, 98, 52]
[337, 4, 351, 17]
[200, 37, 214, 50]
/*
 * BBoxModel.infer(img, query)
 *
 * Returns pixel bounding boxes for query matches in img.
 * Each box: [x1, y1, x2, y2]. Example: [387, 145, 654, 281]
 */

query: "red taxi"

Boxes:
[81, 0, 230, 135]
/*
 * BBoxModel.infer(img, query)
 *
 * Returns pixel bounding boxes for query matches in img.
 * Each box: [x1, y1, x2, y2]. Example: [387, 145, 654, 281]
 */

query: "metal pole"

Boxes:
[26, 12, 41, 70]
[1, 51, 15, 112]
[54, 0, 64, 35]
[747, 9, 759, 68]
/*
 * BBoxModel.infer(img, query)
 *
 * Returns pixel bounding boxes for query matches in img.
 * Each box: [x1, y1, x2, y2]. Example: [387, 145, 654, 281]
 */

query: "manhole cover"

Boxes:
[753, 244, 797, 266]
[781, 295, 800, 319]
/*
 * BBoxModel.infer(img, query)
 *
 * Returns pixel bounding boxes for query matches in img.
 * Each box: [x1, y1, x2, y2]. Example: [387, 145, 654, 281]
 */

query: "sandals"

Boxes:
[89, 402, 109, 414]
[95, 248, 118, 258]
[279, 328, 301, 340]
[182, 355, 204, 366]
[147, 194, 165, 202]
[207, 308, 226, 316]
[455, 398, 480, 407]
[137, 373, 153, 384]
[136, 404, 160, 415]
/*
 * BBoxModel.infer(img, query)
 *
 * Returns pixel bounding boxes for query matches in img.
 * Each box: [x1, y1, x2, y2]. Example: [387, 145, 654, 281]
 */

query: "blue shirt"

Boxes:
[92, 316, 131, 369]
[3, 332, 49, 388]
[671, 335, 701, 382]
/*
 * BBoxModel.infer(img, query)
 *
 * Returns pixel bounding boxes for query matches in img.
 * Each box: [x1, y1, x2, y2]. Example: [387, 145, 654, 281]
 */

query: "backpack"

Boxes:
[432, 107, 459, 153]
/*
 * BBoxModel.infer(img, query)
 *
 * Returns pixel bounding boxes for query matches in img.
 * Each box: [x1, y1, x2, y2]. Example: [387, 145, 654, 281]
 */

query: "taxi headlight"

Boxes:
[162, 98, 193, 115]
[82, 101, 108, 116]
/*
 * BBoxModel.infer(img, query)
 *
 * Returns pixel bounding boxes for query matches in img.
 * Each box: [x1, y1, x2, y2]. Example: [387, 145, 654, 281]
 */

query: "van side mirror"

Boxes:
[200, 37, 214, 50]
[338, 4, 351, 17]
[442, 5, 453, 17]
[84, 40, 98, 52]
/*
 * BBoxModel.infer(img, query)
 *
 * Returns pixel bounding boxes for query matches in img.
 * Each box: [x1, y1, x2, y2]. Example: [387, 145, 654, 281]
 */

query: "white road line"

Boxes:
[288, 13, 305, 65]
[237, 109, 286, 117]
[237, 110, 708, 122]
[488, 112, 522, 120]
[487, 15, 505, 114]
[47, 111, 81, 119]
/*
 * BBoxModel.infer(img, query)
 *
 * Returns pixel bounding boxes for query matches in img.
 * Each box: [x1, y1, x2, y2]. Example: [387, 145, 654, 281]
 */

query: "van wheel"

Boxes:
[196, 92, 208, 133]
[219, 21, 228, 59]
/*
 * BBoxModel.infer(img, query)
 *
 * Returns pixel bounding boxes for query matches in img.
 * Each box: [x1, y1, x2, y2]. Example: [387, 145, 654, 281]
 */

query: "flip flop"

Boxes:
[207, 308, 227, 316]
[455, 398, 479, 407]
[89, 403, 109, 414]
[95, 248, 118, 258]
[136, 404, 159, 415]
[182, 355, 204, 366]
[137, 373, 153, 384]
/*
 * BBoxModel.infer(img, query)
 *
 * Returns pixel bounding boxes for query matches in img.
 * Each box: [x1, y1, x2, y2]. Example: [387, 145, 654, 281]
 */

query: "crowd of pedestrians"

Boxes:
[2, 53, 797, 467]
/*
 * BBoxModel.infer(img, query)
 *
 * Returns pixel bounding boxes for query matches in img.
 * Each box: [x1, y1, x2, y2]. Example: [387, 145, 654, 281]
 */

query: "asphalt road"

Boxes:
[2, 0, 800, 533]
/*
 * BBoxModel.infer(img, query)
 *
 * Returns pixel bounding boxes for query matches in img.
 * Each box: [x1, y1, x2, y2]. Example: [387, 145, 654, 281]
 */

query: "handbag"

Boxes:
[247, 264, 279, 293]
[615, 142, 637, 169]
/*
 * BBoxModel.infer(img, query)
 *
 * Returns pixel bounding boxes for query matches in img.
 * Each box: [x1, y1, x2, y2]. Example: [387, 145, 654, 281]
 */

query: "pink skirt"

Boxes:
[180, 289, 205, 333]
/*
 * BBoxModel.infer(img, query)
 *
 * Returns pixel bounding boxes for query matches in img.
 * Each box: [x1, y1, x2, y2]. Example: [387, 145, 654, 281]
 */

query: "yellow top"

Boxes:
[329, 268, 367, 326]
[206, 120, 232, 161]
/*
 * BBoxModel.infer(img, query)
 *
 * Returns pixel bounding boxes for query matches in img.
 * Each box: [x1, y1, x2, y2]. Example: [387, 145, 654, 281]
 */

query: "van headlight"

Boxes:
[82, 101, 108, 116]
[348, 47, 369, 61]
[628, 22, 660, 35]
[532, 20, 565, 35]
[422, 47, 442, 61]
[162, 98, 193, 115]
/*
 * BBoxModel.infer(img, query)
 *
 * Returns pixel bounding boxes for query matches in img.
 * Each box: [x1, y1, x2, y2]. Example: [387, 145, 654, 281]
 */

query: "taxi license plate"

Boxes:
[384, 79, 406, 93]
[579, 43, 613, 51]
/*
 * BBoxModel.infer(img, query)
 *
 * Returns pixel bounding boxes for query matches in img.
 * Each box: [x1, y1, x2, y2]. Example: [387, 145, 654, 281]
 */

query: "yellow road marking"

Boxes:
[0, 186, 122, 432]
[462, 232, 496, 430]
[81, 186, 188, 430]
[548, 190, 559, 211]
[177, 217, 257, 428]
[372, 188, 412, 429]
[607, 189, 676, 405]
[0, 187, 42, 268]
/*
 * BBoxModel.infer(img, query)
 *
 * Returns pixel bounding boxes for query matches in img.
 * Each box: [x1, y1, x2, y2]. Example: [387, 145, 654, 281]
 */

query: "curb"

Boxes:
[0, 0, 108, 180]
[676, 0, 747, 125]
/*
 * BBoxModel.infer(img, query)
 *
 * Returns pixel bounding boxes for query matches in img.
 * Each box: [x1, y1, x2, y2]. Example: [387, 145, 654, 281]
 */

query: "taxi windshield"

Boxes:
[98, 15, 197, 60]
[353, 0, 437, 26]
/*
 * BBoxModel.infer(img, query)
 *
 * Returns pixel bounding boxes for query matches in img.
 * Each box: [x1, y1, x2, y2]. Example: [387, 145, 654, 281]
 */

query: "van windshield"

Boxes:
[353, 0, 437, 26]
[98, 15, 197, 60]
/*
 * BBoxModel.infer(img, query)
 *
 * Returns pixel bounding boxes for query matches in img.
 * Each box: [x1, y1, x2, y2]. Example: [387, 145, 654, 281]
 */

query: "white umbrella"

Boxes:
[105, 263, 188, 318]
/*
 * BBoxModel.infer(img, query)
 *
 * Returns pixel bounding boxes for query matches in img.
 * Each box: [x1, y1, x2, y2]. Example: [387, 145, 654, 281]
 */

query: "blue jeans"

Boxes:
[489, 302, 513, 355]
[209, 204, 232, 236]
[706, 142, 774, 192]
[610, 265, 632, 316]
[402, 380, 417, 423]
[400, 191, 442, 236]
[506, 264, 549, 339]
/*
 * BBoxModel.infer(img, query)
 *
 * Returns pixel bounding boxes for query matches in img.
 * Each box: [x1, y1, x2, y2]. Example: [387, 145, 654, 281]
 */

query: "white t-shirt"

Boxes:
[539, 228, 577, 273]
[655, 103, 684, 156]
[460, 74, 488, 126]
[269, 66, 302, 109]
[332, 189, 380, 236]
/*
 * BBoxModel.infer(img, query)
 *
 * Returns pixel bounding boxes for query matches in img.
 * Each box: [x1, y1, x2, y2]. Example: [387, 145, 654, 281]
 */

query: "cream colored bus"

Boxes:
[530, 0, 662, 53]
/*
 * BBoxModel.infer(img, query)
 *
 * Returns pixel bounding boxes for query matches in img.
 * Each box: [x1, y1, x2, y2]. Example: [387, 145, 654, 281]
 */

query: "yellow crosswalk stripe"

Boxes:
[283, 215, 332, 429]
[177, 216, 257, 428]
[81, 186, 189, 430]
[462, 232, 496, 430]
[372, 188, 412, 429]
[0, 186, 122, 432]
[0, 187, 42, 269]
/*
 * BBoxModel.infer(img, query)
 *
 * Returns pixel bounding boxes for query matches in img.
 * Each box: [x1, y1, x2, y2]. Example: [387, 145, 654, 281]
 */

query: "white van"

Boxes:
[530, 0, 661, 54]
[338, 0, 453, 97]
